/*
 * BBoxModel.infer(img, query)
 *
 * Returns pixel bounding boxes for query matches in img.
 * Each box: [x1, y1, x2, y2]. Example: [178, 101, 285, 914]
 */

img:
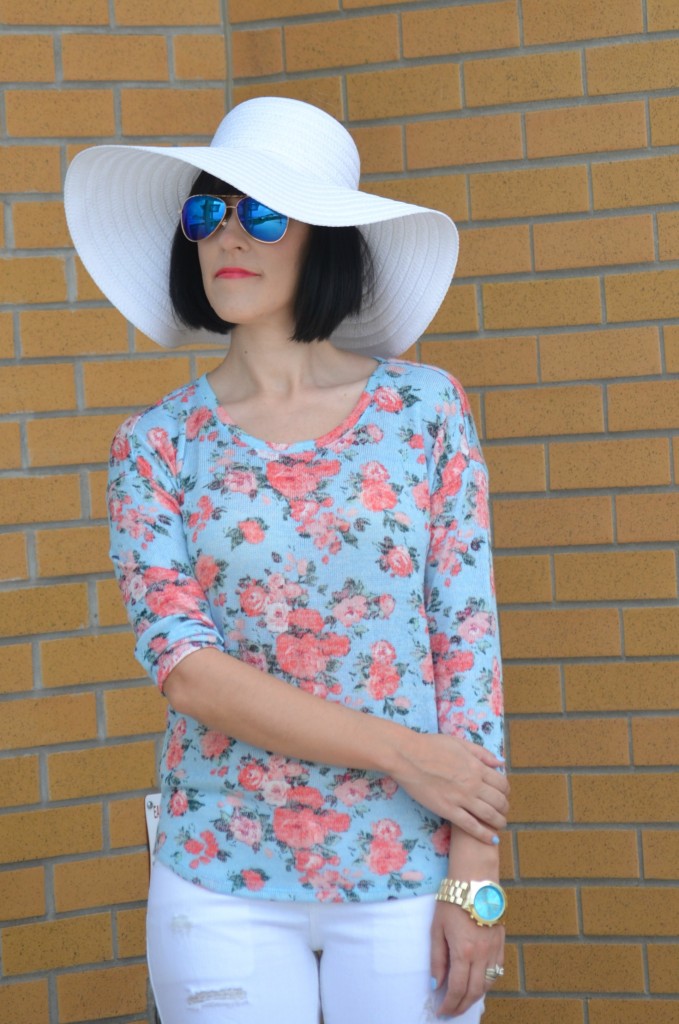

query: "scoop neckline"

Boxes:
[199, 357, 386, 453]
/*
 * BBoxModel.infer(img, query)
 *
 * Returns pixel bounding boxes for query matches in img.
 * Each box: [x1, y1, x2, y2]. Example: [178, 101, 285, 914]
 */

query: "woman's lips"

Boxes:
[215, 268, 259, 279]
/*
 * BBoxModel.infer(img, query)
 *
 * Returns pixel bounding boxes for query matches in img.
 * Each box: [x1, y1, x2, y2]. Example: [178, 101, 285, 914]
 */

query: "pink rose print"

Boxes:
[238, 762, 265, 791]
[457, 612, 494, 644]
[194, 554, 219, 591]
[473, 468, 490, 529]
[240, 582, 268, 617]
[367, 837, 408, 875]
[383, 545, 414, 578]
[169, 791, 189, 816]
[242, 869, 266, 891]
[491, 657, 503, 716]
[200, 731, 231, 759]
[184, 830, 218, 868]
[334, 777, 370, 807]
[239, 519, 266, 544]
[223, 469, 257, 495]
[110, 433, 131, 462]
[373, 386, 403, 413]
[185, 406, 213, 440]
[230, 813, 262, 848]
[431, 822, 452, 856]
[332, 595, 368, 627]
[147, 427, 177, 475]
[273, 807, 327, 849]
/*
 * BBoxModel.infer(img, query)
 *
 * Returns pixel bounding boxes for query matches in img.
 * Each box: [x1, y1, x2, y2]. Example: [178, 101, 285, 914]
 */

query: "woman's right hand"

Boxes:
[391, 731, 509, 843]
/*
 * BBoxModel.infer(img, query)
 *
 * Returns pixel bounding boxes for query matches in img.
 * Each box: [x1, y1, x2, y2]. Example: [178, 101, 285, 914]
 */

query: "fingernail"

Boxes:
[430, 977, 438, 991]
[492, 834, 500, 845]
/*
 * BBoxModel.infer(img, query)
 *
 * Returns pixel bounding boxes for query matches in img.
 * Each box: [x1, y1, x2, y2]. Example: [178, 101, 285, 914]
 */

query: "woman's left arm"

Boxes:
[430, 829, 504, 1017]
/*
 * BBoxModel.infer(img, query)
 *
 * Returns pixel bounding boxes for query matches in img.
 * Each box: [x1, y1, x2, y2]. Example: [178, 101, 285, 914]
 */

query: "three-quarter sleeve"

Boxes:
[424, 378, 504, 758]
[107, 411, 224, 690]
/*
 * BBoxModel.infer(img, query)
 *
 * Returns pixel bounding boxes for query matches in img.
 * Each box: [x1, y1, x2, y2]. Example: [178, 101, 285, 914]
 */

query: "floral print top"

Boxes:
[107, 358, 504, 902]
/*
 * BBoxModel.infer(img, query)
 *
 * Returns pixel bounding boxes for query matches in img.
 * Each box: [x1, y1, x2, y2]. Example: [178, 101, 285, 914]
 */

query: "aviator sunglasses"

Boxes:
[180, 194, 289, 245]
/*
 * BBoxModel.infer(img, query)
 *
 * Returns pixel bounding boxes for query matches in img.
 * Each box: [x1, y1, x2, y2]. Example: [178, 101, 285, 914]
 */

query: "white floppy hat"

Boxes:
[64, 96, 458, 357]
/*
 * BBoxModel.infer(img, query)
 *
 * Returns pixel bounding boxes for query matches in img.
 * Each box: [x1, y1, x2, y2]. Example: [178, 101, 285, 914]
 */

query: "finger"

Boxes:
[447, 807, 501, 845]
[430, 917, 449, 992]
[438, 956, 470, 1018]
[470, 746, 506, 770]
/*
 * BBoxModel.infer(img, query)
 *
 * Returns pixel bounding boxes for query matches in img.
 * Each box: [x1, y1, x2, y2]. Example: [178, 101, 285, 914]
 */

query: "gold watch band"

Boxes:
[435, 878, 470, 906]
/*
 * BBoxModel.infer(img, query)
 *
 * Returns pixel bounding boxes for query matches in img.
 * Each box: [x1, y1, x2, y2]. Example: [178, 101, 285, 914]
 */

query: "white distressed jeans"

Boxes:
[147, 861, 485, 1024]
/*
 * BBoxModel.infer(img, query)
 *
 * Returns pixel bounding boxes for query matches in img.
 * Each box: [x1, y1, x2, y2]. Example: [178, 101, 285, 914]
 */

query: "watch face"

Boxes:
[473, 884, 505, 923]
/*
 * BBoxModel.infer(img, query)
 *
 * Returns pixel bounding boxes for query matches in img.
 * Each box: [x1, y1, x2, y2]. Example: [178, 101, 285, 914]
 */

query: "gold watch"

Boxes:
[435, 878, 507, 927]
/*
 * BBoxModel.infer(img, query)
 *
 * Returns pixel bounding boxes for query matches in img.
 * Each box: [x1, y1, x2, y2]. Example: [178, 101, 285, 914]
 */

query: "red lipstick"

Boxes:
[216, 268, 258, 279]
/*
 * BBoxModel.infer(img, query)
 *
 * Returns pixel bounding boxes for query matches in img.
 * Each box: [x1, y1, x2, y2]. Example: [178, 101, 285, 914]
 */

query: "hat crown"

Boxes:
[210, 97, 360, 190]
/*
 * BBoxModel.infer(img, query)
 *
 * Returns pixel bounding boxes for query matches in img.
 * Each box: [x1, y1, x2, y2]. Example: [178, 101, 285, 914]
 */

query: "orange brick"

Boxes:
[573, 773, 679, 823]
[62, 33, 168, 81]
[116, 906, 147, 957]
[510, 717, 628, 768]
[0, 144, 61, 192]
[285, 14, 397, 72]
[505, 886, 578, 937]
[625, 607, 679, 657]
[524, 942, 643, 992]
[344, 125, 403, 174]
[75, 254, 106, 300]
[493, 495, 612, 548]
[503, 664, 562, 714]
[566, 662, 679, 712]
[3, 912, 112, 975]
[4, 693, 97, 751]
[484, 278, 602, 330]
[0, 583, 88, 637]
[426, 285, 478, 335]
[1, 0, 107, 23]
[0, 866, 44, 921]
[0, 312, 12, 358]
[0, 364, 76, 414]
[583, 886, 679, 936]
[20, 308, 128, 357]
[457, 225, 532, 278]
[527, 100, 646, 159]
[109, 796, 151, 848]
[362, 175, 468, 224]
[465, 50, 582, 107]
[509, 774, 569, 823]
[232, 27, 282, 78]
[523, 0, 642, 43]
[589, 1001, 679, 1024]
[115, 0, 221, 23]
[483, 998, 584, 1024]
[650, 96, 679, 147]
[535, 214, 654, 272]
[97, 577, 129, 626]
[83, 356, 191, 408]
[518, 829, 639, 879]
[402, 1, 519, 58]
[0, 804, 102, 865]
[485, 384, 603, 438]
[633, 717, 679, 766]
[643, 831, 679, 879]
[230, 0, 336, 19]
[658, 211, 679, 260]
[588, 39, 679, 95]
[27, 412, 125, 467]
[54, 851, 148, 911]
[0, 256, 66, 303]
[88, 468, 109, 519]
[56, 963, 149, 1024]
[555, 549, 676, 602]
[0, 980, 49, 1024]
[233, 78, 343, 121]
[500, 608, 621, 658]
[12, 199, 70, 248]
[407, 114, 522, 170]
[48, 740, 157, 799]
[617, 492, 679, 543]
[539, 327, 661, 382]
[0, 533, 28, 581]
[608, 379, 679, 431]
[105, 685, 166, 737]
[0, 422, 22, 470]
[424, 337, 537, 388]
[648, 945, 679, 994]
[173, 33, 227, 80]
[550, 438, 671, 490]
[485, 445, 547, 493]
[0, 34, 54, 81]
[36, 524, 110, 577]
[0, 474, 81, 525]
[607, 270, 679, 325]
[648, 0, 679, 30]
[121, 88, 225, 137]
[593, 154, 679, 209]
[495, 553, 552, 603]
[0, 756, 40, 808]
[0, 644, 33, 695]
[349, 64, 460, 121]
[5, 88, 115, 137]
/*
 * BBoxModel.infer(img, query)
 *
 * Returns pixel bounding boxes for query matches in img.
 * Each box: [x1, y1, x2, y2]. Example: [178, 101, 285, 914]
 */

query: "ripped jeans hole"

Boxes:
[187, 988, 248, 1008]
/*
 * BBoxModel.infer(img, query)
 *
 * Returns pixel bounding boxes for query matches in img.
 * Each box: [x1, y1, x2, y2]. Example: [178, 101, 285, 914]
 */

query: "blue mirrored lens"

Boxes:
[181, 196, 226, 241]
[238, 197, 288, 242]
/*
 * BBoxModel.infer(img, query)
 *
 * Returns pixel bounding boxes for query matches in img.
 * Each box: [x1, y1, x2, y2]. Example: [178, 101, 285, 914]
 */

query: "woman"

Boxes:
[65, 97, 508, 1023]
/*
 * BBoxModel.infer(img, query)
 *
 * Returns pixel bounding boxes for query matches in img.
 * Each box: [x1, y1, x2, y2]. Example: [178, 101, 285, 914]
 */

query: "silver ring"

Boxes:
[484, 964, 504, 981]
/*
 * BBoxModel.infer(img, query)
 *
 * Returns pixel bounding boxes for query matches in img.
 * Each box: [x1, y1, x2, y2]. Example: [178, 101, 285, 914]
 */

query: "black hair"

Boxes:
[169, 170, 374, 342]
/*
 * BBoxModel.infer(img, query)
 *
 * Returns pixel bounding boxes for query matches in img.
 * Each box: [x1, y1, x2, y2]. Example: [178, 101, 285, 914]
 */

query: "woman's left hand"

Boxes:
[430, 901, 505, 1018]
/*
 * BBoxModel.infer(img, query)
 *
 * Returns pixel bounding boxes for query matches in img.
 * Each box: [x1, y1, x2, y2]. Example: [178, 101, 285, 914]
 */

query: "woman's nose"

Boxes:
[218, 208, 248, 246]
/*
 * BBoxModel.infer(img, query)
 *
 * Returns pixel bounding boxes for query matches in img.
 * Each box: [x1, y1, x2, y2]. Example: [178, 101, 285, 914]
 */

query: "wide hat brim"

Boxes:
[64, 99, 459, 357]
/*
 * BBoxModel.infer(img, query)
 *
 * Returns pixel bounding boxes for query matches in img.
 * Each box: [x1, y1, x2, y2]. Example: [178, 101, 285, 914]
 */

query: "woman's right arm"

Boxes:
[164, 646, 508, 843]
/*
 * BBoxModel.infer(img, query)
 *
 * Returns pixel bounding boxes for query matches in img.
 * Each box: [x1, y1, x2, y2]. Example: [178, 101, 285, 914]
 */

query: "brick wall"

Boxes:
[1, 2, 677, 1022]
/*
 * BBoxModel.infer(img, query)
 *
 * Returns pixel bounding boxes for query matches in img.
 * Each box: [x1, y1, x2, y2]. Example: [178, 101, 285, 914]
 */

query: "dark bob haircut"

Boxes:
[169, 170, 374, 343]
